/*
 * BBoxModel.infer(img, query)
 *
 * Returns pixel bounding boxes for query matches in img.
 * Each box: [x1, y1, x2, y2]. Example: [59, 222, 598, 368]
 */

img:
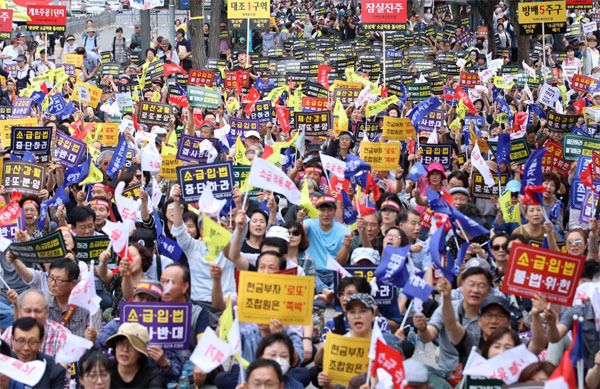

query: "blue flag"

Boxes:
[398, 82, 407, 103]
[176, 83, 187, 96]
[455, 242, 471, 275]
[375, 245, 411, 288]
[344, 154, 371, 179]
[220, 198, 235, 218]
[22, 151, 36, 163]
[37, 186, 71, 231]
[259, 200, 270, 216]
[254, 78, 267, 92]
[549, 202, 563, 224]
[423, 224, 448, 278]
[408, 96, 441, 129]
[63, 156, 90, 187]
[588, 81, 600, 93]
[428, 189, 490, 239]
[153, 208, 164, 236]
[106, 134, 128, 179]
[520, 147, 547, 206]
[528, 103, 546, 120]
[153, 208, 184, 261]
[402, 275, 435, 301]
[497, 133, 511, 164]
[30, 91, 46, 106]
[494, 94, 513, 126]
[341, 190, 357, 225]
[408, 162, 427, 182]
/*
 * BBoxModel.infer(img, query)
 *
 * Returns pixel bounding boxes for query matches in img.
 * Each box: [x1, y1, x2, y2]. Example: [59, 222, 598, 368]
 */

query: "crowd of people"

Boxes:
[0, 0, 598, 388]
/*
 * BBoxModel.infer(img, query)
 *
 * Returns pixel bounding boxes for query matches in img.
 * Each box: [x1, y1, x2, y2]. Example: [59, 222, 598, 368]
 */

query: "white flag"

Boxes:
[134, 130, 156, 150]
[227, 318, 242, 354]
[115, 181, 141, 228]
[488, 58, 503, 70]
[199, 139, 218, 164]
[522, 61, 537, 79]
[190, 327, 234, 373]
[478, 68, 497, 83]
[102, 220, 130, 257]
[247, 158, 301, 204]
[151, 177, 162, 209]
[0, 355, 46, 387]
[463, 344, 537, 384]
[368, 320, 385, 360]
[427, 128, 438, 144]
[295, 130, 305, 156]
[120, 118, 136, 137]
[326, 255, 352, 278]
[141, 143, 162, 172]
[197, 186, 226, 217]
[544, 377, 571, 389]
[471, 143, 495, 187]
[320, 153, 345, 178]
[68, 261, 101, 314]
[55, 332, 94, 364]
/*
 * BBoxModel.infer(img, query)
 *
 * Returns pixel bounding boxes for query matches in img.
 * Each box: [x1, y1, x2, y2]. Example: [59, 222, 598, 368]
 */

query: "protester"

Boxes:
[78, 349, 112, 389]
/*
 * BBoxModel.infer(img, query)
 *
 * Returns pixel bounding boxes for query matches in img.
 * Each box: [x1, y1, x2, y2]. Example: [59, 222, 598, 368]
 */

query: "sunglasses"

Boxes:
[289, 229, 301, 236]
[567, 239, 583, 245]
[492, 244, 508, 251]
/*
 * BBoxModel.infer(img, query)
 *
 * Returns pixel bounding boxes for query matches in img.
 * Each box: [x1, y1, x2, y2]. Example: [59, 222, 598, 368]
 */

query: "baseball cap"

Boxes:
[346, 293, 376, 311]
[15, 55, 26, 62]
[134, 279, 163, 299]
[130, 227, 155, 251]
[176, 28, 185, 35]
[403, 360, 429, 386]
[66, 34, 75, 41]
[151, 126, 168, 135]
[306, 143, 321, 154]
[479, 295, 511, 317]
[245, 130, 260, 140]
[449, 187, 469, 197]
[462, 256, 491, 274]
[350, 247, 380, 265]
[105, 323, 150, 356]
[266, 226, 290, 243]
[315, 195, 336, 208]
[426, 162, 447, 179]
[504, 180, 521, 194]
[380, 200, 401, 213]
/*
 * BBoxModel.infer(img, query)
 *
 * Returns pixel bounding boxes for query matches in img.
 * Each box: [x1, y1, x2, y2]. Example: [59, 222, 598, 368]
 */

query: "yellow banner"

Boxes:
[518, 1, 565, 24]
[493, 76, 514, 90]
[227, 0, 270, 19]
[203, 216, 232, 262]
[160, 155, 183, 180]
[237, 271, 315, 326]
[359, 141, 401, 171]
[332, 80, 363, 90]
[366, 95, 399, 118]
[92, 123, 119, 147]
[333, 116, 349, 136]
[323, 333, 370, 386]
[72, 81, 103, 108]
[64, 54, 83, 78]
[0, 118, 38, 149]
[382, 117, 416, 141]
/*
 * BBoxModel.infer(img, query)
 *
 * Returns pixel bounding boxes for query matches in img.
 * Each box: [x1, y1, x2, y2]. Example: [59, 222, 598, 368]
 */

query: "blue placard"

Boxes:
[246, 100, 272, 123]
[229, 118, 260, 138]
[176, 161, 234, 203]
[175, 134, 219, 163]
[463, 115, 486, 131]
[333, 266, 398, 307]
[418, 143, 453, 171]
[11, 126, 52, 163]
[570, 178, 600, 210]
[575, 156, 592, 177]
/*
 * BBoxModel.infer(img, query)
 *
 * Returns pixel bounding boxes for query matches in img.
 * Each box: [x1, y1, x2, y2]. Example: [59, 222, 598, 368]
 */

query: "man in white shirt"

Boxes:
[32, 49, 55, 76]
[0, 38, 19, 66]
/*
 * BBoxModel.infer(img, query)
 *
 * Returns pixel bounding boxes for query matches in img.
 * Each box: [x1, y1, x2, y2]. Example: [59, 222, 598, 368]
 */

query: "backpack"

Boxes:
[84, 35, 98, 50]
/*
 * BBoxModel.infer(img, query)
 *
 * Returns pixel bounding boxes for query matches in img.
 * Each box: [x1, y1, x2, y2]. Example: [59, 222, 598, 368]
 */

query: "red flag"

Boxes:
[288, 78, 297, 89]
[381, 86, 388, 98]
[546, 319, 580, 388]
[193, 109, 204, 127]
[317, 65, 332, 90]
[512, 111, 528, 133]
[168, 94, 189, 108]
[408, 139, 416, 155]
[443, 89, 455, 101]
[328, 175, 350, 200]
[132, 113, 141, 130]
[370, 339, 405, 386]
[573, 98, 587, 114]
[243, 87, 261, 116]
[275, 104, 290, 133]
[454, 86, 476, 114]
[365, 173, 381, 202]
[522, 185, 546, 205]
[164, 63, 188, 77]
[235, 70, 243, 96]
[40, 82, 48, 95]
[0, 192, 22, 226]
[262, 144, 274, 160]
[592, 151, 600, 181]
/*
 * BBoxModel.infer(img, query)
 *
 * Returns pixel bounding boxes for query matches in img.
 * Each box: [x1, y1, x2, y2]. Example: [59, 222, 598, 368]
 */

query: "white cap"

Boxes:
[245, 130, 261, 140]
[350, 248, 380, 265]
[151, 126, 168, 135]
[266, 226, 290, 243]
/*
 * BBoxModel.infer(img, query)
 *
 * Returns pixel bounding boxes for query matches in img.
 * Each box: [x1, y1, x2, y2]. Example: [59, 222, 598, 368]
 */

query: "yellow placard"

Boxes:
[72, 81, 102, 108]
[0, 118, 38, 149]
[359, 141, 401, 171]
[237, 271, 315, 326]
[92, 123, 119, 147]
[64, 53, 83, 78]
[332, 80, 363, 90]
[227, 0, 270, 19]
[493, 76, 515, 90]
[382, 117, 416, 141]
[333, 116, 349, 136]
[366, 95, 399, 118]
[160, 155, 183, 180]
[518, 1, 565, 24]
[323, 333, 370, 386]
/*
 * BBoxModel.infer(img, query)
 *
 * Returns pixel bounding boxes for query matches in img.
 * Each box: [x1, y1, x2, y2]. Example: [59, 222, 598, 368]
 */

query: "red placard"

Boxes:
[502, 243, 585, 306]
[571, 73, 596, 93]
[224, 70, 250, 89]
[187, 69, 216, 87]
[361, 0, 407, 25]
[301, 96, 328, 110]
[541, 139, 571, 176]
[476, 26, 488, 38]
[459, 72, 481, 88]
[26, 5, 66, 32]
[566, 0, 593, 8]
[0, 9, 13, 39]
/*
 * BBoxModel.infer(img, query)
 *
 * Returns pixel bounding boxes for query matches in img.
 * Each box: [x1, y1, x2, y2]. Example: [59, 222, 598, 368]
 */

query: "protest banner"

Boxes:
[246, 100, 272, 123]
[71, 81, 102, 108]
[237, 271, 315, 325]
[546, 109, 578, 132]
[138, 102, 172, 127]
[11, 98, 32, 118]
[502, 242, 584, 306]
[571, 73, 596, 93]
[382, 117, 416, 141]
[187, 69, 216, 87]
[0, 216, 24, 242]
[0, 10, 12, 39]
[406, 82, 432, 102]
[187, 86, 221, 109]
[302, 96, 328, 111]
[120, 302, 192, 350]
[227, 0, 270, 28]
[418, 109, 444, 133]
[541, 139, 571, 176]
[160, 155, 183, 181]
[0, 118, 38, 149]
[354, 122, 380, 142]
[472, 173, 509, 199]
[0, 353, 46, 387]
[518, 1, 566, 35]
[418, 143, 452, 170]
[570, 178, 600, 210]
[579, 189, 598, 224]
[294, 111, 331, 137]
[459, 71, 481, 88]
[75, 235, 116, 264]
[8, 230, 67, 262]
[333, 88, 361, 107]
[488, 138, 530, 164]
[229, 118, 259, 138]
[0, 106, 11, 121]
[93, 123, 120, 147]
[463, 115, 486, 132]
[323, 333, 370, 386]
[3, 161, 45, 196]
[26, 5, 66, 32]
[464, 377, 505, 389]
[359, 142, 401, 171]
[175, 134, 219, 163]
[333, 266, 398, 308]
[10, 126, 51, 163]
[224, 70, 251, 89]
[538, 83, 561, 107]
[121, 185, 141, 200]
[233, 166, 260, 197]
[361, 0, 407, 30]
[563, 134, 600, 161]
[176, 161, 234, 203]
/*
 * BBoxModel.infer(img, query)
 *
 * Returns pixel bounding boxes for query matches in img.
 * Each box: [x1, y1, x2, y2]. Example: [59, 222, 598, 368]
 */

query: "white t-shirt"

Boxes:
[1, 45, 19, 66]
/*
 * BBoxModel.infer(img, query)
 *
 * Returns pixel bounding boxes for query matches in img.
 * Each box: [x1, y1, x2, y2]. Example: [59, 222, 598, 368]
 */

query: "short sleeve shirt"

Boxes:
[304, 218, 347, 270]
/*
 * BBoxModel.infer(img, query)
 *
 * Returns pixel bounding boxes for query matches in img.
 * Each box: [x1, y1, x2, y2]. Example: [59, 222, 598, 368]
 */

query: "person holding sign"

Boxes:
[235, 359, 285, 389]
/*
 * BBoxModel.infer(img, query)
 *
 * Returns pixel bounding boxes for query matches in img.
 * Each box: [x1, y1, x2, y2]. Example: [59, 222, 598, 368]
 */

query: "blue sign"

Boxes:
[176, 161, 234, 203]
[463, 115, 486, 132]
[570, 178, 600, 210]
[333, 266, 398, 308]
[575, 156, 592, 178]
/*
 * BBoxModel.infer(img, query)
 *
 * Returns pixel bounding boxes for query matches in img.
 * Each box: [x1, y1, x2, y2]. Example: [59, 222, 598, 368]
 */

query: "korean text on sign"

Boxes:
[138, 102, 172, 127]
[361, 0, 407, 30]
[237, 271, 315, 326]
[502, 243, 585, 306]
[518, 1, 566, 24]
[11, 127, 51, 163]
[382, 117, 416, 141]
[418, 144, 452, 170]
[323, 333, 370, 386]
[333, 266, 397, 307]
[3, 161, 45, 196]
[359, 142, 400, 171]
[176, 161, 234, 203]
[175, 134, 220, 163]
[294, 111, 331, 137]
[120, 302, 191, 350]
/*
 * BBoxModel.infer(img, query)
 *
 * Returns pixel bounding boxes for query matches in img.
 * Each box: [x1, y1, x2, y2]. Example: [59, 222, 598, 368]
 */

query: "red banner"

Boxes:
[0, 10, 13, 39]
[163, 63, 187, 77]
[459, 72, 481, 88]
[571, 74, 595, 93]
[455, 87, 476, 114]
[0, 192, 22, 226]
[243, 87, 260, 116]
[476, 26, 488, 38]
[370, 339, 405, 386]
[317, 65, 332, 90]
[301, 97, 328, 111]
[502, 243, 585, 306]
[26, 5, 66, 32]
[187, 69, 216, 87]
[275, 105, 290, 133]
[566, 0, 593, 9]
[593, 151, 600, 182]
[541, 139, 570, 176]
[361, 0, 407, 25]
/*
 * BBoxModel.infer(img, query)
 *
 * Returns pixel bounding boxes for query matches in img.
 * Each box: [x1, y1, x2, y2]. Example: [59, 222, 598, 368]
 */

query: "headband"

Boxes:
[305, 167, 323, 174]
[90, 198, 111, 209]
[23, 200, 39, 209]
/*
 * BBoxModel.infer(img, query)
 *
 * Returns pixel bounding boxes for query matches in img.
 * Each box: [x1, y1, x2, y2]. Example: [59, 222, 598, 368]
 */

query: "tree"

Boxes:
[208, 0, 223, 58]
[189, 0, 207, 68]
[472, 0, 499, 60]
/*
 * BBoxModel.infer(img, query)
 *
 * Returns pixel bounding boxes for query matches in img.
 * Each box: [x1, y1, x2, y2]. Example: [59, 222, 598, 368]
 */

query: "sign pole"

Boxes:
[382, 31, 386, 90]
[542, 22, 547, 83]
[246, 18, 250, 64]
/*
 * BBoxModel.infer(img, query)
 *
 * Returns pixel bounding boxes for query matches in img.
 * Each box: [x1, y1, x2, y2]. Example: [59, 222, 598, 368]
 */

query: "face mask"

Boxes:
[274, 357, 290, 375]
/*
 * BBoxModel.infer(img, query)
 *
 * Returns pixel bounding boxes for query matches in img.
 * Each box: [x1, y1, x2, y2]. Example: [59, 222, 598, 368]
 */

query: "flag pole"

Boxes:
[89, 260, 95, 324]
[399, 299, 414, 331]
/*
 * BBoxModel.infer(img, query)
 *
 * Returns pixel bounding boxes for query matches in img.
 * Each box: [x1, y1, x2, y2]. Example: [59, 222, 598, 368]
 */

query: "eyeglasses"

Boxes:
[482, 312, 508, 320]
[492, 244, 508, 251]
[385, 234, 401, 239]
[84, 371, 110, 382]
[115, 340, 133, 350]
[13, 338, 40, 347]
[567, 239, 583, 245]
[48, 276, 72, 285]
[289, 229, 301, 236]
